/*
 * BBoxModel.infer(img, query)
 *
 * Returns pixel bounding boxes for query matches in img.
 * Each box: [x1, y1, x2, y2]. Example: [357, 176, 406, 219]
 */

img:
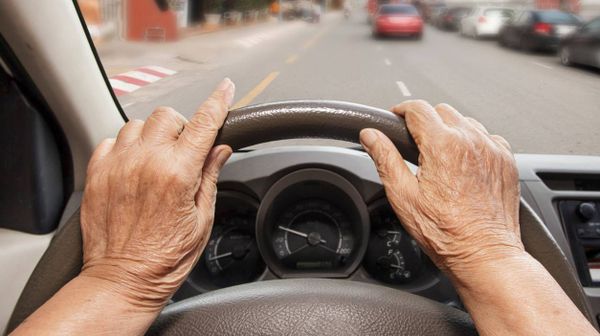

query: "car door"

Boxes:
[572, 18, 600, 66]
[514, 11, 534, 46]
[504, 11, 526, 46]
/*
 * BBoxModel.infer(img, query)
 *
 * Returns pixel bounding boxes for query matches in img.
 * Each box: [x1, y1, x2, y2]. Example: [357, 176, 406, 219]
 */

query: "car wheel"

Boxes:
[560, 46, 572, 66]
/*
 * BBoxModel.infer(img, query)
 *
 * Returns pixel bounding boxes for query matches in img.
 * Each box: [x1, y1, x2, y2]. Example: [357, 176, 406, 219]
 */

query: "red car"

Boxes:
[372, 4, 424, 39]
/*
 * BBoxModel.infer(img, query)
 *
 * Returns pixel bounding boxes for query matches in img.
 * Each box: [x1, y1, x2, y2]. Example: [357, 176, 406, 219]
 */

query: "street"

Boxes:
[106, 12, 600, 155]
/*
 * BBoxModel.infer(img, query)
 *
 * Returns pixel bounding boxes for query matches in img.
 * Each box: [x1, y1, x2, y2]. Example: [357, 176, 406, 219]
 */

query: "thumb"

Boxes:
[359, 128, 419, 214]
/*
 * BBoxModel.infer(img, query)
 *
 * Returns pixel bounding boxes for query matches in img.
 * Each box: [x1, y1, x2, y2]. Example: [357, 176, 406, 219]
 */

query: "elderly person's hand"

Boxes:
[360, 100, 596, 336]
[10, 79, 236, 336]
[80, 78, 235, 309]
[359, 100, 522, 279]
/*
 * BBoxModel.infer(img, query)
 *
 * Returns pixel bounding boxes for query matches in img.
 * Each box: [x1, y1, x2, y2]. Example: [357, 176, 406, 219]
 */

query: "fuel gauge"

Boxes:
[364, 204, 422, 284]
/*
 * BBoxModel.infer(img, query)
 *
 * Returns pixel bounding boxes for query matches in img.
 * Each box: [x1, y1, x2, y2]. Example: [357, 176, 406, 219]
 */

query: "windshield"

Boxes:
[379, 5, 418, 15]
[484, 8, 513, 18]
[78, 0, 599, 155]
[537, 10, 580, 24]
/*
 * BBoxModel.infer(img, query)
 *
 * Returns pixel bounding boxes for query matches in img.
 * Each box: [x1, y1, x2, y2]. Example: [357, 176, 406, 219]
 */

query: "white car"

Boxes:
[460, 6, 514, 38]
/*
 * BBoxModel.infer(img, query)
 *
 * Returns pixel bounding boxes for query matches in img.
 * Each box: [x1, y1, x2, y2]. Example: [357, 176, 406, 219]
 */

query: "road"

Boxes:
[110, 12, 600, 155]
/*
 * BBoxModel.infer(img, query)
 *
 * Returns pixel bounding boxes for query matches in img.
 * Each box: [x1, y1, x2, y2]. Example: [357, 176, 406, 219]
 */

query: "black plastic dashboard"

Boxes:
[174, 146, 456, 304]
[173, 145, 600, 321]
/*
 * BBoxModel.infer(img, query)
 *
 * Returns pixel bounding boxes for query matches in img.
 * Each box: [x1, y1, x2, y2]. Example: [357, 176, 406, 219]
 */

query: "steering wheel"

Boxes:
[8, 101, 593, 335]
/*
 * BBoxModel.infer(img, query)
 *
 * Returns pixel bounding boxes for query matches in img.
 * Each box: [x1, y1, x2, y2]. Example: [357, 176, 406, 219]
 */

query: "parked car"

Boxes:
[499, 10, 582, 51]
[436, 6, 471, 31]
[459, 6, 514, 38]
[372, 4, 424, 38]
[423, 2, 446, 23]
[559, 16, 600, 68]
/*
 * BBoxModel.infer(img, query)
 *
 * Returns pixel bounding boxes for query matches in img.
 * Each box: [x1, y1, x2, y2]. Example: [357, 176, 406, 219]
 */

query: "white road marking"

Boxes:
[121, 70, 161, 83]
[531, 61, 553, 70]
[109, 79, 140, 92]
[236, 33, 272, 48]
[143, 65, 177, 75]
[396, 81, 411, 96]
[384, 58, 391, 66]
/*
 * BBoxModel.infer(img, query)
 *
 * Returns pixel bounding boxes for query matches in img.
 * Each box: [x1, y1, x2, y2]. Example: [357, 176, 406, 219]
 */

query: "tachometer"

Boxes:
[272, 199, 354, 270]
[205, 225, 262, 287]
[189, 191, 265, 290]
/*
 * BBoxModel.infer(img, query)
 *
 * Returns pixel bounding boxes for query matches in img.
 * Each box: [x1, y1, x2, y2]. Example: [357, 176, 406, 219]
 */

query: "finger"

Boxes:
[360, 128, 418, 209]
[195, 145, 233, 211]
[142, 106, 187, 144]
[491, 134, 512, 150]
[390, 100, 447, 148]
[178, 78, 235, 168]
[465, 117, 489, 135]
[434, 103, 464, 127]
[114, 119, 144, 148]
[87, 138, 115, 173]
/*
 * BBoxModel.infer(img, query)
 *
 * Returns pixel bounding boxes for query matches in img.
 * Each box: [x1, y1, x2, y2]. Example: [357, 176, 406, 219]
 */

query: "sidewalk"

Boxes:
[96, 16, 294, 76]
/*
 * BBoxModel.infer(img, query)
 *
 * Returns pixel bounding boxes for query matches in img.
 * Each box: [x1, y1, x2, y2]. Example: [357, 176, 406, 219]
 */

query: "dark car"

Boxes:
[559, 17, 600, 69]
[436, 6, 471, 31]
[499, 10, 581, 51]
[423, 2, 446, 23]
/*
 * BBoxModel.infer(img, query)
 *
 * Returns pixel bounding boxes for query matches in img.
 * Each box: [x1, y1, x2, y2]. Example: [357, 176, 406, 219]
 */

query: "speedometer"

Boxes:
[272, 199, 354, 270]
[256, 168, 369, 278]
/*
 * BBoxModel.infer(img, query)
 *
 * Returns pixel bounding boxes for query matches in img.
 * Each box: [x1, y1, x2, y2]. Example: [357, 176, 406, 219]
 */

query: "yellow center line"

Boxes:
[302, 28, 328, 50]
[232, 71, 280, 109]
[285, 54, 299, 64]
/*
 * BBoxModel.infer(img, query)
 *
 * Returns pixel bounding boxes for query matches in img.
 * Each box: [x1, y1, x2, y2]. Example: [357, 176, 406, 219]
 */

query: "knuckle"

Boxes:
[434, 103, 452, 111]
[152, 106, 177, 117]
[409, 99, 431, 111]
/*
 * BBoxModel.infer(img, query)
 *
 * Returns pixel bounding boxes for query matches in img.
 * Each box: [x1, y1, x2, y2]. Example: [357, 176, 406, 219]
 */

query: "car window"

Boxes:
[379, 5, 417, 15]
[515, 11, 532, 24]
[537, 11, 580, 24]
[484, 8, 513, 18]
[582, 18, 600, 32]
[76, 1, 600, 155]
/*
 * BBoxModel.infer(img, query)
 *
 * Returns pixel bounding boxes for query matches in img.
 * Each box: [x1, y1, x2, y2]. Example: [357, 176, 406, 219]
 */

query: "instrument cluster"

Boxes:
[184, 168, 438, 294]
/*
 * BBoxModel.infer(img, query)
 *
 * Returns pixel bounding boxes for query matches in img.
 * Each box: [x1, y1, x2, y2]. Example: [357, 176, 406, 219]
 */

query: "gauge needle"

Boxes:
[208, 252, 233, 261]
[390, 264, 404, 269]
[278, 226, 327, 243]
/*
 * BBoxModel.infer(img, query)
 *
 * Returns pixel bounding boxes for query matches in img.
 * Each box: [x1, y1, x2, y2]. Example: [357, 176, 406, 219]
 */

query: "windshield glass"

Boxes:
[484, 8, 513, 18]
[537, 10, 580, 24]
[78, 0, 599, 155]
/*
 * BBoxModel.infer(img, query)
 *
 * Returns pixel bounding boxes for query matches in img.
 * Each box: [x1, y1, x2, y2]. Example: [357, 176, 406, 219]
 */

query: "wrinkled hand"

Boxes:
[360, 100, 523, 281]
[80, 79, 235, 310]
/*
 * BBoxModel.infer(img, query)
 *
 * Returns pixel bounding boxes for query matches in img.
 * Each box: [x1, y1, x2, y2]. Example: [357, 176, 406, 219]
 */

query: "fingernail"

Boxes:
[216, 145, 232, 167]
[217, 78, 235, 107]
[360, 129, 379, 149]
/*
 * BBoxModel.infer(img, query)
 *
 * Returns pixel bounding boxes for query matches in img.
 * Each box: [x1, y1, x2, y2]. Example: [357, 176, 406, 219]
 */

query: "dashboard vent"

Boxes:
[537, 173, 600, 191]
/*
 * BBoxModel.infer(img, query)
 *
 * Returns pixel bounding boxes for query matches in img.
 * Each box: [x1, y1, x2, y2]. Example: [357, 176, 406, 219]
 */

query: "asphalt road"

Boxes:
[114, 12, 600, 155]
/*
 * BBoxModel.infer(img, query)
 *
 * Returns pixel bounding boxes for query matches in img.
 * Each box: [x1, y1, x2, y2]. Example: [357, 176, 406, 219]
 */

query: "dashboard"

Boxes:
[173, 146, 454, 304]
[173, 145, 600, 318]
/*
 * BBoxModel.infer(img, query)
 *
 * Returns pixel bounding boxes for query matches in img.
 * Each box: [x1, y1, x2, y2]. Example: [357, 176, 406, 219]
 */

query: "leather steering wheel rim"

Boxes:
[7, 100, 594, 334]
